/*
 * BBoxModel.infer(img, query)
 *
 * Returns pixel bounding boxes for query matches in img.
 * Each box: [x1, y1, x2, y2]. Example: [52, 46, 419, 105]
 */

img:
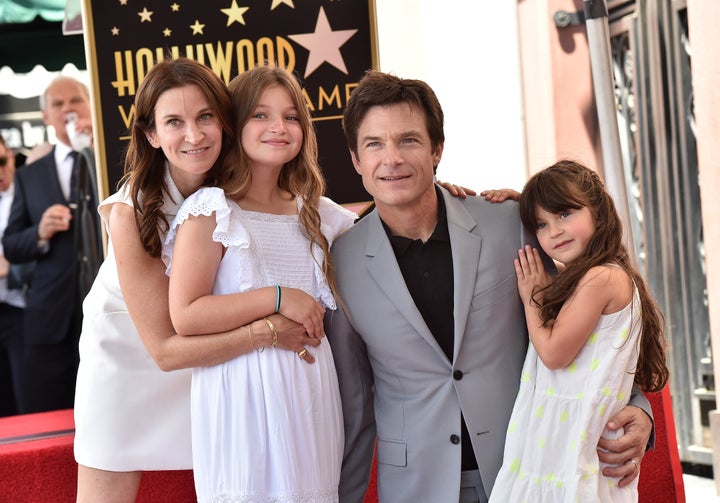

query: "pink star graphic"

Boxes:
[288, 7, 357, 78]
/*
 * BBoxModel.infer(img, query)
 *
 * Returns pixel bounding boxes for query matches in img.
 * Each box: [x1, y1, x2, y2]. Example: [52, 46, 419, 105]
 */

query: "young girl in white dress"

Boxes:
[164, 65, 356, 503]
[489, 160, 669, 502]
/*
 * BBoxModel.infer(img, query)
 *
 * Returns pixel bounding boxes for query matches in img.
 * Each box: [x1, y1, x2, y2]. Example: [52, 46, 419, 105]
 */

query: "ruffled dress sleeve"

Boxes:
[162, 187, 250, 275]
[318, 196, 357, 244]
[310, 197, 358, 309]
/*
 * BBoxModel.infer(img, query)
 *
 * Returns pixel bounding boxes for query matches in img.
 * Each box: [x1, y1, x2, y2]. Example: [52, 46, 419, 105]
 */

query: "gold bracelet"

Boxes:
[249, 324, 264, 352]
[263, 317, 278, 348]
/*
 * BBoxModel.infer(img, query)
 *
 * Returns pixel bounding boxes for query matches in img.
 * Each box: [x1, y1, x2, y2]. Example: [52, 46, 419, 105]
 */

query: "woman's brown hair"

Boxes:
[121, 57, 234, 257]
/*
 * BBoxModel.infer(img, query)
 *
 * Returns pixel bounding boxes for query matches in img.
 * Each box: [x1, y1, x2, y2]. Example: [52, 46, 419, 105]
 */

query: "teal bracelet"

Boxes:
[275, 284, 281, 313]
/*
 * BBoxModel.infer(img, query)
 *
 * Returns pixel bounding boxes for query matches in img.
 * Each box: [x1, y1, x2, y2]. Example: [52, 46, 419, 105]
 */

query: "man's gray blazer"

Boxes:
[327, 187, 536, 502]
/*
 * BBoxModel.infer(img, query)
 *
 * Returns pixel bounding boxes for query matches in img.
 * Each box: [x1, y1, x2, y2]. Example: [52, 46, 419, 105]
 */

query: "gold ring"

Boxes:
[629, 459, 639, 471]
[297, 349, 308, 359]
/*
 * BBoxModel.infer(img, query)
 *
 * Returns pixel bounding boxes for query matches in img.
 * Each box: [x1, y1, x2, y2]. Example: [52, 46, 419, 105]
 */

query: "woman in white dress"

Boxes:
[74, 58, 322, 503]
[165, 66, 356, 502]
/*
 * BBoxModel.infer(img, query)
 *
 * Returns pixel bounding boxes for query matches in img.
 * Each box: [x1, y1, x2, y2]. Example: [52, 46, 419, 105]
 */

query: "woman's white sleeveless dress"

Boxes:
[74, 168, 193, 470]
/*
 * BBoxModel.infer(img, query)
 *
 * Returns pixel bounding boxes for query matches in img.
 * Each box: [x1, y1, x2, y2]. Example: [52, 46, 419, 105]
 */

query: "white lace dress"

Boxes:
[164, 187, 356, 503]
[490, 287, 641, 502]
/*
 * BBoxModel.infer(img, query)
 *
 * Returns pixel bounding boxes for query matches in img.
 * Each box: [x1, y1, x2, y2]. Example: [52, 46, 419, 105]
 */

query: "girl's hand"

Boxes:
[278, 287, 326, 339]
[480, 189, 520, 202]
[514, 245, 551, 304]
[436, 180, 477, 198]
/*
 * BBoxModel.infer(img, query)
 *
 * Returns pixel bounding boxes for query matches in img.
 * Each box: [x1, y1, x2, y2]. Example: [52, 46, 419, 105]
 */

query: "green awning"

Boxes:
[0, 1, 85, 72]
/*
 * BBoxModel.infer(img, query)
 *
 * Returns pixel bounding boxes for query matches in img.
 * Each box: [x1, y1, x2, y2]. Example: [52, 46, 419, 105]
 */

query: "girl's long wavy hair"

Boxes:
[121, 57, 234, 257]
[223, 65, 338, 296]
[518, 160, 669, 392]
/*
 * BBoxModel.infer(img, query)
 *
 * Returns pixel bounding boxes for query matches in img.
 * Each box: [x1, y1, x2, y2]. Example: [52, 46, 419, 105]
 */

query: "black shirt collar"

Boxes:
[382, 186, 450, 254]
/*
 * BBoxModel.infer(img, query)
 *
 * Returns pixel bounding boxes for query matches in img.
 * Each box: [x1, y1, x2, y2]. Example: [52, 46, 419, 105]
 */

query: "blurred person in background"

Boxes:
[1, 76, 100, 413]
[0, 135, 27, 416]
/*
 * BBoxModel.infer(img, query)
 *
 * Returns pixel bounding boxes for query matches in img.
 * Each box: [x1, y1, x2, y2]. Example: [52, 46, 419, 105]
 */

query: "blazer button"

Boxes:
[453, 370, 463, 381]
[450, 434, 460, 444]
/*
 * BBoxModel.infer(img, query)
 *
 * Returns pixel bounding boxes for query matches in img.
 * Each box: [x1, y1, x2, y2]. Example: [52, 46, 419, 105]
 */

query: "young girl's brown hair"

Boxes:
[519, 159, 669, 392]
[223, 65, 338, 296]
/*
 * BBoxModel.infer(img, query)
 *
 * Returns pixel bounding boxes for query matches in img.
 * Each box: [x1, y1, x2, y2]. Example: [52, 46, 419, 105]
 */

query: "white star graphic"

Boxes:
[171, 3, 180, 12]
[221, 0, 249, 27]
[271, 0, 294, 10]
[111, 26, 120, 36]
[138, 7, 153, 23]
[289, 7, 357, 77]
[190, 20, 205, 35]
[119, 0, 127, 5]
[163, 28, 172, 37]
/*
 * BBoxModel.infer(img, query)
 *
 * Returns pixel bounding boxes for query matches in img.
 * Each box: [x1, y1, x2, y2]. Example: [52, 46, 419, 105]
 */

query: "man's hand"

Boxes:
[71, 116, 95, 146]
[38, 204, 73, 241]
[597, 405, 652, 487]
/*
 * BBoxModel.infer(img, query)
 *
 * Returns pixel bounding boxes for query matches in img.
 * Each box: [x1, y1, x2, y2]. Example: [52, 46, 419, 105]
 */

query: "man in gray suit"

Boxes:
[326, 71, 653, 502]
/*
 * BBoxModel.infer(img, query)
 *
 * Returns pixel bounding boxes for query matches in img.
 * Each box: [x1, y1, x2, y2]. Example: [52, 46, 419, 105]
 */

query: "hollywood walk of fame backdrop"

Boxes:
[83, 0, 377, 207]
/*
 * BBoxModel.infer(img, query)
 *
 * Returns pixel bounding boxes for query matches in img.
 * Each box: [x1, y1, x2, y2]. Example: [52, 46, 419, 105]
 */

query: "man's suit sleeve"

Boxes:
[326, 306, 376, 503]
[2, 171, 43, 263]
[629, 384, 656, 449]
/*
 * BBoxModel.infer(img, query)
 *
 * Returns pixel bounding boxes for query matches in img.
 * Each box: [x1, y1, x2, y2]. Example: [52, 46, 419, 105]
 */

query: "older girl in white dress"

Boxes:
[74, 58, 321, 503]
[165, 66, 355, 503]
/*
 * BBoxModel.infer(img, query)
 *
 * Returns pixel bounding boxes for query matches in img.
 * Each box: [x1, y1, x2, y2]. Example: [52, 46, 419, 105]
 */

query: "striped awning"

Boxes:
[0, 0, 85, 73]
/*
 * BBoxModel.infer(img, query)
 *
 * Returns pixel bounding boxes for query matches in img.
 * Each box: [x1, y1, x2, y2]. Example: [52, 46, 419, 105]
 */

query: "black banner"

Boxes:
[83, 0, 376, 207]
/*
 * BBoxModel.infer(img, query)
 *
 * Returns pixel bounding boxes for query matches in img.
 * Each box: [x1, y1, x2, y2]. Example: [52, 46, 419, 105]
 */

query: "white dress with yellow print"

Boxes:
[490, 287, 641, 503]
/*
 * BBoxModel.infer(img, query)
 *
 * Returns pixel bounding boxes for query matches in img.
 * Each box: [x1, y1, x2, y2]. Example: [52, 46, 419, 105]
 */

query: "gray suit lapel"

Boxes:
[364, 210, 446, 358]
[441, 189, 483, 362]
